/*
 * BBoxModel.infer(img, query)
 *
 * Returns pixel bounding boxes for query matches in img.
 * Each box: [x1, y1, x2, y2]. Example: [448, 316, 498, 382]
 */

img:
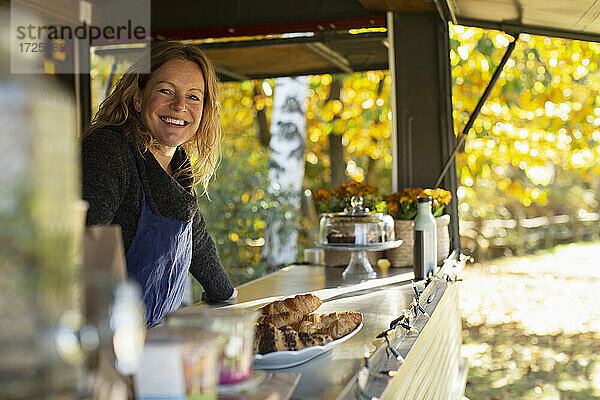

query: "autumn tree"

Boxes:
[304, 71, 393, 194]
[451, 26, 600, 218]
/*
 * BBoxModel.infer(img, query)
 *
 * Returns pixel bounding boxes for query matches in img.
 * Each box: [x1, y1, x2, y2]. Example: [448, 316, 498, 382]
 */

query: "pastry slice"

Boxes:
[254, 323, 334, 354]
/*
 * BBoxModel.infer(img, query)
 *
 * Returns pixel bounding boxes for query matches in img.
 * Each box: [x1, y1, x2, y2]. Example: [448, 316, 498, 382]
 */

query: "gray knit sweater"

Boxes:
[81, 126, 234, 301]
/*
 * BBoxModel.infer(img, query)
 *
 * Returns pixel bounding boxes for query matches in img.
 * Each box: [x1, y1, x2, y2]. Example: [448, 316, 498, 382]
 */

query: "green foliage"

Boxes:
[90, 53, 132, 117]
[211, 75, 394, 277]
[198, 138, 271, 286]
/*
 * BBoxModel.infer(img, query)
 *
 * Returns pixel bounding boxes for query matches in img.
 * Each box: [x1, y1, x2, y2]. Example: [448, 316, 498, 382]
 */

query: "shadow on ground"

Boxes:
[460, 241, 600, 400]
[463, 321, 600, 399]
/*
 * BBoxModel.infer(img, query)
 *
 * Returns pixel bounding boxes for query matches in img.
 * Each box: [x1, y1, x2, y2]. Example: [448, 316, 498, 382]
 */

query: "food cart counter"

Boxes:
[178, 262, 468, 400]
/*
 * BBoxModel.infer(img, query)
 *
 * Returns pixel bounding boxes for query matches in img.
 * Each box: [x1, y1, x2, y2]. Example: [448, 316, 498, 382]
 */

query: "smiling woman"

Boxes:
[87, 41, 221, 192]
[81, 42, 236, 328]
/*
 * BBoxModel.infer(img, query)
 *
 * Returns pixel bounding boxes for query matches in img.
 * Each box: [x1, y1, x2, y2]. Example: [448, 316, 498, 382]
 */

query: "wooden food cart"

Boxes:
[4, 0, 600, 398]
[174, 255, 468, 399]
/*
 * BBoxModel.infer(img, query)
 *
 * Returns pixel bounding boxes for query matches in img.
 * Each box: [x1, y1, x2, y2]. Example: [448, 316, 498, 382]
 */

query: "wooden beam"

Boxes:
[303, 42, 353, 74]
[152, 16, 387, 41]
[359, 0, 436, 13]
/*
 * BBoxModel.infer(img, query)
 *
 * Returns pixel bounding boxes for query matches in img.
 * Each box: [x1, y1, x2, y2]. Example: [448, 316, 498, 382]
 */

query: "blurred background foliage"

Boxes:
[90, 24, 600, 287]
[450, 25, 600, 258]
[201, 73, 394, 284]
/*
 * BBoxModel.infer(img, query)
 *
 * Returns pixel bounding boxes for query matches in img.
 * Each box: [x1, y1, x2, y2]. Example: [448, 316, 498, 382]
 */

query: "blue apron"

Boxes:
[126, 146, 193, 327]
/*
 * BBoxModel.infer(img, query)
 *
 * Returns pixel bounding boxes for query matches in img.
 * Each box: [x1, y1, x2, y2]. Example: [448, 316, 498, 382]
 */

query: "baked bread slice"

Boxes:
[254, 294, 361, 355]
[254, 323, 334, 354]
[297, 331, 333, 347]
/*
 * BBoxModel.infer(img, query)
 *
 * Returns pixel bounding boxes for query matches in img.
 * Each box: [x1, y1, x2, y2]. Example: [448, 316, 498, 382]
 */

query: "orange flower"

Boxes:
[332, 181, 378, 199]
[387, 202, 398, 216]
[385, 187, 452, 220]
[312, 189, 331, 203]
[399, 187, 425, 202]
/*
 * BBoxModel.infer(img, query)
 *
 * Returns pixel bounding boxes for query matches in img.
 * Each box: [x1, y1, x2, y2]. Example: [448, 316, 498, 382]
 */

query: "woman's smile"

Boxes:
[159, 115, 189, 126]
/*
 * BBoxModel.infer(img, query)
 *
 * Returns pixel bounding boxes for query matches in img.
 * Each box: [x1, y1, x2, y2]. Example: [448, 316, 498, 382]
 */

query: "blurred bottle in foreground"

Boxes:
[0, 5, 83, 397]
[0, 5, 147, 398]
[413, 196, 437, 280]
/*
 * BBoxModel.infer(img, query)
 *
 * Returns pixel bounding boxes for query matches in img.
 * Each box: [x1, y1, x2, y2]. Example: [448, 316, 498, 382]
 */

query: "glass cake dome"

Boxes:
[318, 196, 395, 246]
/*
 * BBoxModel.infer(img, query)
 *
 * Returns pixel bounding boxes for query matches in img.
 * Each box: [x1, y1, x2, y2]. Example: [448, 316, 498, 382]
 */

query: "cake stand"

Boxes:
[316, 240, 403, 280]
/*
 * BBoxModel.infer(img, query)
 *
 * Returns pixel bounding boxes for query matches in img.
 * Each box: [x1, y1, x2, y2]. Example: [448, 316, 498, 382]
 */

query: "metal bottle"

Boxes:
[413, 196, 437, 280]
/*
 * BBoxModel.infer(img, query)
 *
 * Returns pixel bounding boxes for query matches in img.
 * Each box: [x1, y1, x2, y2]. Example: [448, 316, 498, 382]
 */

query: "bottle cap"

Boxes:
[417, 196, 432, 203]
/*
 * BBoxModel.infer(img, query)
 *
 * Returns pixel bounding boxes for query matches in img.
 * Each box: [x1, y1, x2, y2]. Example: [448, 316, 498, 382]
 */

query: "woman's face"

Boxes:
[136, 59, 205, 151]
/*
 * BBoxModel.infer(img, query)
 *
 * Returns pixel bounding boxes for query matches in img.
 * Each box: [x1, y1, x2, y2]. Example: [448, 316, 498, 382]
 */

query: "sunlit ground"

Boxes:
[459, 241, 600, 399]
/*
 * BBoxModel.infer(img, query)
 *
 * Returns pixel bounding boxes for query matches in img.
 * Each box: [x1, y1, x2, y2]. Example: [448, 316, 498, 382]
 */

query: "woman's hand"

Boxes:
[201, 287, 238, 304]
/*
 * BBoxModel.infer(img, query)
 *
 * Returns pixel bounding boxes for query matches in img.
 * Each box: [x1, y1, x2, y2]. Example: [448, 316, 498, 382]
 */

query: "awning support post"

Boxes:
[387, 12, 461, 250]
[434, 33, 518, 188]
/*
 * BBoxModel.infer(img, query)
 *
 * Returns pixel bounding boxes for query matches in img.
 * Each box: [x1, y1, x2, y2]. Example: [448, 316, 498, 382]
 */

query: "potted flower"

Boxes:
[384, 188, 452, 267]
[313, 181, 387, 214]
[312, 181, 387, 267]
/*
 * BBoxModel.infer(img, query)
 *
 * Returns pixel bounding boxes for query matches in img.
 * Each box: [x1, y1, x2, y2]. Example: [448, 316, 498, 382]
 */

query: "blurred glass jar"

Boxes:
[135, 328, 223, 400]
[167, 307, 259, 385]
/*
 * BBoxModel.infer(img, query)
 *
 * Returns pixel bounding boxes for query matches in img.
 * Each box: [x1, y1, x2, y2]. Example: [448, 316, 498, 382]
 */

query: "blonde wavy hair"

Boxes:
[86, 41, 222, 194]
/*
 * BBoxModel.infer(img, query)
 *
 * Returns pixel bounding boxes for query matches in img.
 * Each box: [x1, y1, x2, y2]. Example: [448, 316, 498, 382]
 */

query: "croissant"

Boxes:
[324, 312, 363, 339]
[301, 313, 320, 324]
[259, 293, 322, 315]
[320, 311, 362, 327]
[256, 311, 305, 328]
[290, 313, 321, 333]
[292, 320, 320, 334]
[294, 311, 363, 339]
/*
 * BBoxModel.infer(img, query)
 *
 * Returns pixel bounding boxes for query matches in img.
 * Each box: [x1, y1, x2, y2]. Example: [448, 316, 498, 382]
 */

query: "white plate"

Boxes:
[253, 323, 363, 369]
